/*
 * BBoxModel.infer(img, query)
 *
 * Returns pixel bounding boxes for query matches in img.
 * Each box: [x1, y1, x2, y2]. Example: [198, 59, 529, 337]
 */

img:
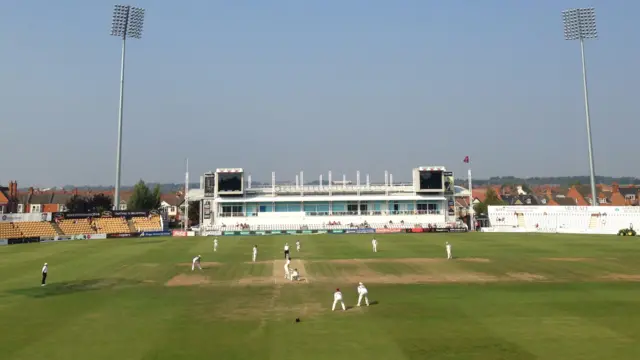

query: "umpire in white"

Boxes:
[41, 262, 48, 286]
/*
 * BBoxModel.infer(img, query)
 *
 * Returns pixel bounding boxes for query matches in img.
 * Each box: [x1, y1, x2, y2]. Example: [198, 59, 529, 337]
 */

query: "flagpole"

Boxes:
[184, 158, 189, 231]
[468, 167, 473, 231]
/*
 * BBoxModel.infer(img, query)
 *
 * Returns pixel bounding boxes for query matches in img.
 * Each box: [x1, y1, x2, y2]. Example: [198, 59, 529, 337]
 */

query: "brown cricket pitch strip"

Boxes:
[176, 262, 221, 267]
[327, 257, 491, 264]
[164, 258, 637, 287]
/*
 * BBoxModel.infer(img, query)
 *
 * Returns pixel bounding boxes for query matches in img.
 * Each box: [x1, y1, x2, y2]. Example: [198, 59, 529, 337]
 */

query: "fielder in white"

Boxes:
[332, 288, 346, 311]
[213, 238, 218, 252]
[284, 257, 291, 279]
[296, 240, 301, 252]
[41, 262, 48, 286]
[446, 242, 452, 259]
[252, 245, 258, 262]
[372, 238, 378, 252]
[357, 282, 369, 307]
[284, 243, 290, 259]
[192, 255, 202, 271]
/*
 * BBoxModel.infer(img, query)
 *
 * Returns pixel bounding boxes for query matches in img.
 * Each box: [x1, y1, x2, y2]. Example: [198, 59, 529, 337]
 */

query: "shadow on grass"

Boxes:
[345, 301, 379, 310]
[130, 239, 167, 245]
[7, 278, 145, 299]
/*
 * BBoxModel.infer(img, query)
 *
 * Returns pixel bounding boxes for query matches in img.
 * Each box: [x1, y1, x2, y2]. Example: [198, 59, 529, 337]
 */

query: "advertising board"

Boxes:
[356, 228, 375, 234]
[107, 233, 140, 238]
[375, 228, 403, 234]
[139, 231, 172, 237]
[8, 237, 40, 245]
[1, 213, 52, 222]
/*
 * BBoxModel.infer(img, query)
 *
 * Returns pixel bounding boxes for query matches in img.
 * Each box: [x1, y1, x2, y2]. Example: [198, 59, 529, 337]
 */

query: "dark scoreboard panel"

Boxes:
[204, 174, 216, 197]
[215, 168, 244, 196]
[217, 172, 243, 192]
[413, 167, 447, 193]
[418, 170, 443, 191]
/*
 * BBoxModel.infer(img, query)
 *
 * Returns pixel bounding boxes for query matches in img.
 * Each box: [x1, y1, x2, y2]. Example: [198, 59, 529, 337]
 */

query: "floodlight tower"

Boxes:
[562, 8, 598, 206]
[110, 5, 145, 209]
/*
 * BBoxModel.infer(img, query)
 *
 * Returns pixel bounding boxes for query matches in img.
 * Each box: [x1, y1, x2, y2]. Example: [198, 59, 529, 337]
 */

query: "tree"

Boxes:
[188, 201, 200, 225]
[89, 193, 113, 212]
[65, 195, 89, 213]
[151, 184, 161, 210]
[473, 187, 505, 216]
[127, 180, 159, 211]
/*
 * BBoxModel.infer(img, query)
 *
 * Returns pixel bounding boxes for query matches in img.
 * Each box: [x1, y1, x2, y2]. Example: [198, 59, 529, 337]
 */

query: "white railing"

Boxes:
[203, 221, 453, 232]
[207, 212, 446, 230]
[246, 184, 414, 193]
[217, 210, 442, 218]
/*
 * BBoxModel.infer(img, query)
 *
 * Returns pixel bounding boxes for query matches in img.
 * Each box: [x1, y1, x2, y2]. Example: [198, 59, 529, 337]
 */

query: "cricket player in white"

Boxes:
[357, 282, 369, 306]
[213, 238, 218, 252]
[291, 268, 299, 281]
[41, 263, 48, 286]
[446, 242, 452, 260]
[372, 238, 378, 252]
[284, 257, 291, 279]
[296, 240, 301, 252]
[192, 255, 202, 271]
[252, 245, 258, 262]
[284, 243, 290, 259]
[332, 288, 346, 311]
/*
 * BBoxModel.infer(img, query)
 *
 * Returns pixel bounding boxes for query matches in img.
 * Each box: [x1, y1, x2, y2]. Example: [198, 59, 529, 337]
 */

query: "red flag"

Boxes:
[463, 156, 470, 163]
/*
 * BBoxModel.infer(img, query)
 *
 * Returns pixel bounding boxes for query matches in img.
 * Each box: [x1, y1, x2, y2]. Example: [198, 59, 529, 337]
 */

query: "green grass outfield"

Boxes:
[1, 233, 640, 360]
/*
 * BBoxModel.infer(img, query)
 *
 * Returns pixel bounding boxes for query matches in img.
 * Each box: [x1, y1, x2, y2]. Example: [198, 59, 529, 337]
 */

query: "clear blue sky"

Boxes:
[1, 0, 638, 187]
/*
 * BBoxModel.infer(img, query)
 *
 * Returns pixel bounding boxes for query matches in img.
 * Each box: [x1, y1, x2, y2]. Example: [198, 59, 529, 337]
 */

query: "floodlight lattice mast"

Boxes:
[563, 8, 598, 206]
[110, 4, 145, 209]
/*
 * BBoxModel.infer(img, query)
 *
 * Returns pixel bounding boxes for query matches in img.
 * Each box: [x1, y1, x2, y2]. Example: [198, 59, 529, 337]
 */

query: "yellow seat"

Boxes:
[132, 216, 162, 231]
[58, 219, 96, 235]
[15, 221, 57, 237]
[0, 223, 23, 238]
[94, 217, 130, 234]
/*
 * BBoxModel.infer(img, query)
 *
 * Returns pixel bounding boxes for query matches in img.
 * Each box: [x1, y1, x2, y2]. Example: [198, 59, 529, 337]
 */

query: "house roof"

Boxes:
[500, 195, 541, 206]
[17, 192, 30, 204]
[0, 190, 8, 205]
[575, 184, 604, 199]
[472, 189, 487, 203]
[554, 196, 577, 206]
[29, 193, 54, 204]
[618, 186, 638, 196]
[51, 193, 74, 204]
[161, 193, 184, 206]
[455, 198, 469, 208]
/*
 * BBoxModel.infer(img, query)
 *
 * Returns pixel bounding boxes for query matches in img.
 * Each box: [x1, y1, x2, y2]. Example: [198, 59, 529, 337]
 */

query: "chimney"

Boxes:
[73, 188, 78, 196]
[612, 182, 620, 193]
[28, 187, 34, 194]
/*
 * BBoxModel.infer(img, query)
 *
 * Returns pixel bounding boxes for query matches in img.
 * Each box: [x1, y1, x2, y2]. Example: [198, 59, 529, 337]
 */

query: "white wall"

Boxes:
[488, 205, 640, 235]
